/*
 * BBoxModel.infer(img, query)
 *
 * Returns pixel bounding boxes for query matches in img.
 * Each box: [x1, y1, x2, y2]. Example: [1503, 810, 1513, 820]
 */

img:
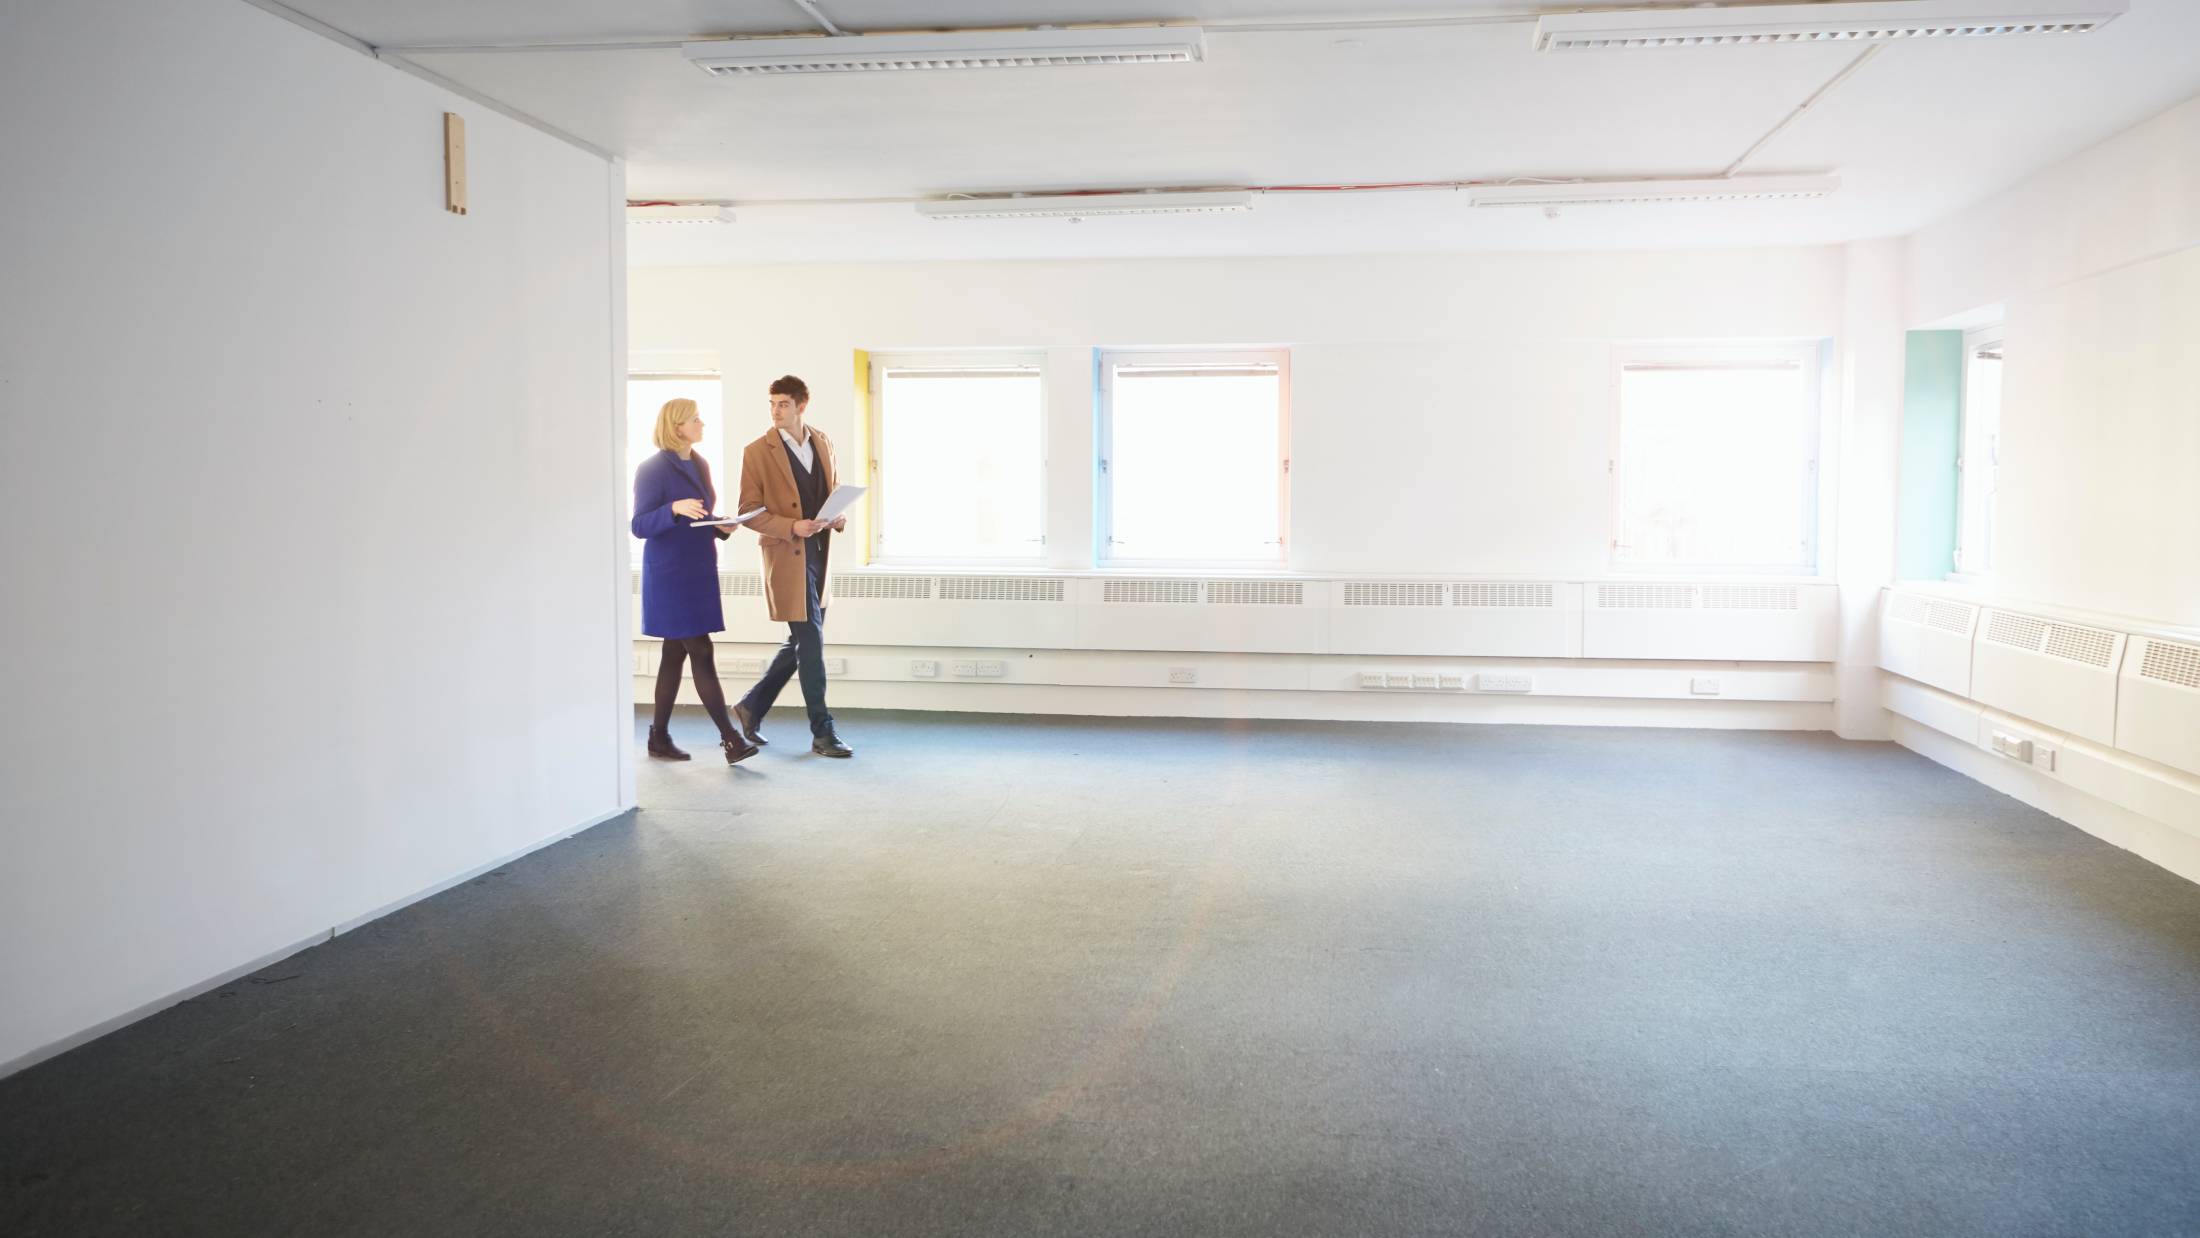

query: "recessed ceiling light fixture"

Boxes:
[625, 204, 736, 224]
[682, 26, 1206, 76]
[915, 191, 1254, 221]
[1466, 175, 1839, 207]
[1533, 0, 2124, 51]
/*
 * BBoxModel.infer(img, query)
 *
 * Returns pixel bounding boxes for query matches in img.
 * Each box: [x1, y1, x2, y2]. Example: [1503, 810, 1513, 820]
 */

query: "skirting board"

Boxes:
[1892, 717, 2200, 888]
[724, 680, 1835, 730]
[0, 804, 636, 1082]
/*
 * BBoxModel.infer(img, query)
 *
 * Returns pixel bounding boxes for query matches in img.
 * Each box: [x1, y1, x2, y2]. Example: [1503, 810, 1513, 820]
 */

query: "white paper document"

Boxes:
[811, 484, 866, 528]
[692, 507, 767, 528]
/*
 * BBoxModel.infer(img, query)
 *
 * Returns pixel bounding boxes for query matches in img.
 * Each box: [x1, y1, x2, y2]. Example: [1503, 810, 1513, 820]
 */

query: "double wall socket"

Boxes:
[951, 660, 1008, 679]
[1360, 671, 1469, 692]
[1168, 667, 1198, 685]
[1990, 730, 2057, 771]
[1476, 672, 1533, 694]
[910, 659, 940, 678]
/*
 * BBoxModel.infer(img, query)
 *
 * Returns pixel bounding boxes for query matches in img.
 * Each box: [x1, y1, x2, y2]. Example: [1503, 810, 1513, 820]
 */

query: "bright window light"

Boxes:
[1102, 353, 1286, 564]
[1613, 350, 1819, 571]
[872, 359, 1046, 561]
[627, 374, 723, 549]
[1956, 331, 2003, 576]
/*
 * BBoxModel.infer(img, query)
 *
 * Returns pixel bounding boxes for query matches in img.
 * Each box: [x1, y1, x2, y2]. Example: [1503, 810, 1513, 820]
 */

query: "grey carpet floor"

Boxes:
[4, 710, 2199, 1238]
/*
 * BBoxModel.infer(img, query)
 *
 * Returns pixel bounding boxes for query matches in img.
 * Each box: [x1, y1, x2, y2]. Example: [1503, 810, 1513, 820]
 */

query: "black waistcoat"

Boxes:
[783, 438, 829, 586]
[783, 439, 825, 518]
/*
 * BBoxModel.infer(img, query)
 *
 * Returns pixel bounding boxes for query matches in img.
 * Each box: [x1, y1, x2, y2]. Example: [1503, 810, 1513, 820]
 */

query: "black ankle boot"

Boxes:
[723, 736, 760, 765]
[647, 727, 690, 761]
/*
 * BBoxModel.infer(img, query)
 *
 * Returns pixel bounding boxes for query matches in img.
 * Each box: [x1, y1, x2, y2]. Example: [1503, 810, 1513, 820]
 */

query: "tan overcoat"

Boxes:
[737, 427, 839, 623]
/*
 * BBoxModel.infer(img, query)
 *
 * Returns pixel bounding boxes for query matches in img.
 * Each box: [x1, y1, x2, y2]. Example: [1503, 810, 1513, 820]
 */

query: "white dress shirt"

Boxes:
[778, 427, 815, 473]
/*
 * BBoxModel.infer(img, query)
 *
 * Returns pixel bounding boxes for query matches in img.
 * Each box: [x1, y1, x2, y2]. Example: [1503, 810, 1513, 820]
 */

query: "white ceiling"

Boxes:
[275, 1, 2200, 263]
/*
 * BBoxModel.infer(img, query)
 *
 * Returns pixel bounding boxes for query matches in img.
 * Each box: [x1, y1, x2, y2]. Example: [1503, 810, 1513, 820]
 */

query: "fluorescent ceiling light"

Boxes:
[626, 204, 735, 224]
[1467, 175, 1839, 207]
[1534, 1, 2125, 51]
[683, 27, 1205, 76]
[916, 191, 1253, 221]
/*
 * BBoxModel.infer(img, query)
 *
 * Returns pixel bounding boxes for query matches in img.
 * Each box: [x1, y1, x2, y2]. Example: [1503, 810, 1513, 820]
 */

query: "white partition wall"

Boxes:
[0, 1, 624, 1074]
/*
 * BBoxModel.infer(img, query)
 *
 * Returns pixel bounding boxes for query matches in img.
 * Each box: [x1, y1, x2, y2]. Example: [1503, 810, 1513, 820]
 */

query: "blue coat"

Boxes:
[631, 449, 728, 639]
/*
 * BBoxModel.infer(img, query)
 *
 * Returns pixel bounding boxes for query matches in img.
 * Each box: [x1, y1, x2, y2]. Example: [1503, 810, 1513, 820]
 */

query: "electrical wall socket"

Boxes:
[1385, 673, 1414, 688]
[975, 660, 1007, 679]
[733, 658, 765, 675]
[823, 658, 847, 676]
[1438, 674, 1466, 690]
[1168, 667, 1197, 685]
[910, 659, 939, 678]
[1411, 673, 1439, 690]
[1990, 731, 2034, 763]
[1690, 677, 1721, 696]
[1477, 672, 1533, 694]
[950, 660, 978, 678]
[1358, 672, 1386, 689]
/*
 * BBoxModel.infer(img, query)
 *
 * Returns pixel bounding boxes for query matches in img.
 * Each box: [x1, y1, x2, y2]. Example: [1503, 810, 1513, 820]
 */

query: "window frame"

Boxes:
[1952, 325, 2004, 581]
[1096, 348, 1292, 569]
[1607, 342, 1823, 577]
[865, 350, 1050, 566]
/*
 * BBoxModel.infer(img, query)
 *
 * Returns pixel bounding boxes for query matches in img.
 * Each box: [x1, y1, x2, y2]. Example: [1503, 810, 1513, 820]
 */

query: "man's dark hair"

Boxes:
[769, 375, 809, 405]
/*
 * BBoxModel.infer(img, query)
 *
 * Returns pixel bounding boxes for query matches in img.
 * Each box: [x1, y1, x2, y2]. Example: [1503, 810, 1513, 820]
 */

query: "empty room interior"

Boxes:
[5, 0, 2200, 1234]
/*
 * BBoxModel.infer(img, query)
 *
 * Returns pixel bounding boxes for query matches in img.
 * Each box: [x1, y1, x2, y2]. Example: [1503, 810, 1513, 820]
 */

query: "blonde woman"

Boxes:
[630, 398, 759, 765]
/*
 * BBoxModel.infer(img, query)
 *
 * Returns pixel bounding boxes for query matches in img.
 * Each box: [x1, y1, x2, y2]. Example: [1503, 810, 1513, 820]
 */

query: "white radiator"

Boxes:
[827, 572, 1076, 649]
[1582, 582, 1838, 661]
[1328, 580, 1580, 657]
[1877, 589, 1978, 696]
[1969, 608, 2126, 746]
[2117, 636, 2200, 778]
[1074, 577, 1329, 654]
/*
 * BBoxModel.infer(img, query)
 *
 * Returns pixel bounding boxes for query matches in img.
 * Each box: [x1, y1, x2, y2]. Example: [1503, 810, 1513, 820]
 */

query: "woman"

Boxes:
[631, 398, 760, 766]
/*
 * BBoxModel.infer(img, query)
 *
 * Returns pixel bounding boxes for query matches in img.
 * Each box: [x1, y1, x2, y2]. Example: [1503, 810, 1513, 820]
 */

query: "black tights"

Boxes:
[651, 637, 739, 744]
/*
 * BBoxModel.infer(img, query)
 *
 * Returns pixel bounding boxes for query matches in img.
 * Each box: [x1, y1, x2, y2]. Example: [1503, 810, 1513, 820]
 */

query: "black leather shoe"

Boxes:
[723, 737, 760, 765]
[647, 728, 690, 761]
[811, 733, 852, 759]
[732, 702, 768, 747]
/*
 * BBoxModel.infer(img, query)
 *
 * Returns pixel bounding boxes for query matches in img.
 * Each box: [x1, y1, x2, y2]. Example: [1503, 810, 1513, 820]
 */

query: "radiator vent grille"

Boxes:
[940, 576, 1064, 602]
[2042, 623, 2117, 669]
[1597, 583, 1696, 609]
[1702, 584, 1799, 611]
[719, 572, 765, 598]
[1343, 582, 1445, 607]
[1205, 580, 1304, 606]
[1926, 600, 1976, 635]
[2139, 639, 2200, 690]
[1453, 582, 1555, 608]
[1104, 578, 1199, 605]
[1888, 593, 1928, 624]
[833, 575, 932, 600]
[1984, 611, 2048, 651]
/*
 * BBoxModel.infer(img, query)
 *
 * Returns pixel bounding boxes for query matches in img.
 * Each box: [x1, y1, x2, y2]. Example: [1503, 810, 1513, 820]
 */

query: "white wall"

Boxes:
[1908, 95, 2200, 628]
[630, 247, 1846, 580]
[0, 0, 627, 1073]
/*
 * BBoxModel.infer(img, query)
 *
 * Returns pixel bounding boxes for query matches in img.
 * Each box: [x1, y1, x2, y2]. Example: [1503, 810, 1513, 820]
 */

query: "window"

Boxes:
[626, 373, 722, 548]
[1955, 328, 2003, 577]
[1611, 346, 1820, 573]
[1099, 351, 1288, 564]
[869, 354, 1046, 561]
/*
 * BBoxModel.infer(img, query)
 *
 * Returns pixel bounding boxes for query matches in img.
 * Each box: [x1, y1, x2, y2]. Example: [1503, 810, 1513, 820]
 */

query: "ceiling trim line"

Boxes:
[376, 11, 1544, 55]
[232, 0, 619, 162]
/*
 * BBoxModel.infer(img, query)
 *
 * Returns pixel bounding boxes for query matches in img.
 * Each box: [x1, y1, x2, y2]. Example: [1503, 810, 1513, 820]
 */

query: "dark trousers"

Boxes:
[738, 615, 833, 737]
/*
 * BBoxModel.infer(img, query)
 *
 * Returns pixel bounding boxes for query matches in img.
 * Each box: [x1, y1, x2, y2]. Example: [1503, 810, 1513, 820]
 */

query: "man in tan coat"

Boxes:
[730, 375, 852, 758]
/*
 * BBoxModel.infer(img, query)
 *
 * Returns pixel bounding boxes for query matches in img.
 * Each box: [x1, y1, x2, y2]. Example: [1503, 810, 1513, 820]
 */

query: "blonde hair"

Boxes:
[652, 398, 698, 456]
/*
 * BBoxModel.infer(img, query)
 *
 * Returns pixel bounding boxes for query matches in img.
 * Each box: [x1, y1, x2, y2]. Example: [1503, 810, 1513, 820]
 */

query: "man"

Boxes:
[730, 375, 853, 758]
